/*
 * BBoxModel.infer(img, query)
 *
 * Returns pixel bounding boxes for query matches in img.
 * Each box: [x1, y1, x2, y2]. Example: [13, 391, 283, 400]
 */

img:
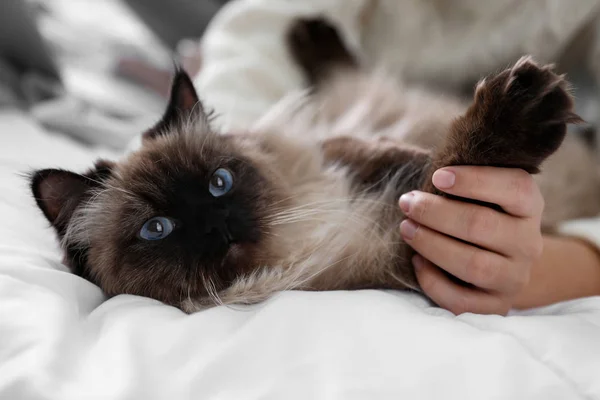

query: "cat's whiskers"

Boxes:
[216, 154, 252, 168]
[269, 195, 394, 212]
[267, 194, 402, 261]
[267, 205, 389, 229]
[180, 264, 193, 306]
[215, 244, 361, 307]
[286, 251, 360, 292]
[269, 211, 394, 260]
[85, 177, 138, 199]
[185, 100, 205, 129]
[266, 202, 392, 225]
[263, 193, 308, 208]
[202, 273, 224, 307]
[267, 202, 391, 231]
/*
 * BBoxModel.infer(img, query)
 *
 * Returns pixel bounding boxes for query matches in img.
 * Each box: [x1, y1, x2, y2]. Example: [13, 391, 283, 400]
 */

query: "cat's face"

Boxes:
[30, 71, 294, 308]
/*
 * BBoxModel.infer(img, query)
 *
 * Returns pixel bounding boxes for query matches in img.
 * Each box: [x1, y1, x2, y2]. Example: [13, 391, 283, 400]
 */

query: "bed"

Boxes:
[2, 0, 600, 399]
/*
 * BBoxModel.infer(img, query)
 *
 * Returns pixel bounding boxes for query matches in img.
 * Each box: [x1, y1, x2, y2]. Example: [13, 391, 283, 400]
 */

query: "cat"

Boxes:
[30, 17, 598, 313]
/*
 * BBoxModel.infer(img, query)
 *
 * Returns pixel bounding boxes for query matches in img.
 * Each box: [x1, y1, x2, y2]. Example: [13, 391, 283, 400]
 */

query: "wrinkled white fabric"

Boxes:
[1, 109, 600, 399]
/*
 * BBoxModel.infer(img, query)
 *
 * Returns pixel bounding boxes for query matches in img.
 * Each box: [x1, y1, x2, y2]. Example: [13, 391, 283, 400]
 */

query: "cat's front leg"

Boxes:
[422, 57, 582, 196]
[322, 136, 430, 190]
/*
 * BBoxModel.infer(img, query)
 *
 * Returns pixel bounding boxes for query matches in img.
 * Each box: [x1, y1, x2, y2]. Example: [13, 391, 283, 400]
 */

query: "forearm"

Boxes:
[514, 235, 600, 309]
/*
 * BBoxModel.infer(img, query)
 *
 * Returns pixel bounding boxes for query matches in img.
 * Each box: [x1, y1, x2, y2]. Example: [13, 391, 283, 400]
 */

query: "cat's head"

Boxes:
[30, 70, 304, 309]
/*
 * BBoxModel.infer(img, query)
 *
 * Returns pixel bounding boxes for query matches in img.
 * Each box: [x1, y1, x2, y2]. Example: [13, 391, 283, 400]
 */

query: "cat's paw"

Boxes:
[466, 56, 582, 173]
[286, 17, 357, 84]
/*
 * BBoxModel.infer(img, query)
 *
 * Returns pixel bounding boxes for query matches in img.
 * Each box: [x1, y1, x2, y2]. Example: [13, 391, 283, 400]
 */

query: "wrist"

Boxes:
[513, 235, 600, 309]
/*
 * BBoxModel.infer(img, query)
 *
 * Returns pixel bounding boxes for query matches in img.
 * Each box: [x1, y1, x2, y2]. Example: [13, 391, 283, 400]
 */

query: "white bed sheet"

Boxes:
[1, 109, 600, 399]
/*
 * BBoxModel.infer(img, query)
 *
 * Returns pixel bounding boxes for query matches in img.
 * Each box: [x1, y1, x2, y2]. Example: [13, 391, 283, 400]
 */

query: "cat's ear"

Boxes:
[144, 68, 205, 140]
[30, 169, 95, 236]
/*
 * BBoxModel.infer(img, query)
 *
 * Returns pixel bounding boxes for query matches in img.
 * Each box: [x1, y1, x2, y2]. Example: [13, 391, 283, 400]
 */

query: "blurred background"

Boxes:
[1, 0, 229, 150]
[2, 0, 600, 153]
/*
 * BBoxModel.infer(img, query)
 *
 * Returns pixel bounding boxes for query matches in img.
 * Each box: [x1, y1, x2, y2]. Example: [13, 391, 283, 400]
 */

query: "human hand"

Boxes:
[399, 166, 545, 315]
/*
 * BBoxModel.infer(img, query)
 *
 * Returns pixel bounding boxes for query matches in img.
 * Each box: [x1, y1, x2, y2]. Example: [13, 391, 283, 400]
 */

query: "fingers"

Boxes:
[413, 255, 511, 315]
[400, 220, 529, 293]
[399, 191, 542, 257]
[431, 166, 544, 218]
[402, 166, 543, 315]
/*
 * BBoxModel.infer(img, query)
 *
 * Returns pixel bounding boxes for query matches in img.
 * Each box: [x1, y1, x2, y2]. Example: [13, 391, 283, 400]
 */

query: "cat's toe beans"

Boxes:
[458, 56, 582, 172]
[506, 57, 555, 94]
[481, 56, 579, 131]
[505, 58, 572, 109]
[535, 85, 581, 125]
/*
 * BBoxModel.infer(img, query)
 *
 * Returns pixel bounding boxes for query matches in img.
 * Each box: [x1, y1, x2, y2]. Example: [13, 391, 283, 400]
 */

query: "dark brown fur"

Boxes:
[31, 71, 294, 307]
[287, 17, 358, 86]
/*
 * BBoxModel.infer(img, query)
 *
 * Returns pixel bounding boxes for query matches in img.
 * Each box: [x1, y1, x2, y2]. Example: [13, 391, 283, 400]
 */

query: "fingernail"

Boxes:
[399, 192, 414, 214]
[412, 254, 424, 270]
[400, 219, 419, 240]
[432, 169, 456, 189]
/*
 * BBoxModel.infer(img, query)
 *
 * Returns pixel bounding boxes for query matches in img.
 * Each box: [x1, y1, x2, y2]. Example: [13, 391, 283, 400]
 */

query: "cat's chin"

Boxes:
[225, 242, 245, 261]
[223, 241, 258, 272]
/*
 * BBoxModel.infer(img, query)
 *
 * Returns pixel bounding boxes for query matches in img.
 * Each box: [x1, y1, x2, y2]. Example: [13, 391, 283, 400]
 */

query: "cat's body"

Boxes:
[30, 17, 599, 313]
[280, 20, 600, 229]
[264, 66, 600, 228]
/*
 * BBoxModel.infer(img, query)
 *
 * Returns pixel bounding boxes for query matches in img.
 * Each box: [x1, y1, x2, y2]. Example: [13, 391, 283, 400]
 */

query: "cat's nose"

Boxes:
[202, 207, 230, 234]
[203, 220, 235, 248]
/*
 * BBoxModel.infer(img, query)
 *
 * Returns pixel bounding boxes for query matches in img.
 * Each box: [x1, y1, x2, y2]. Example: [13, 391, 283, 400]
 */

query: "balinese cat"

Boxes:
[30, 17, 599, 313]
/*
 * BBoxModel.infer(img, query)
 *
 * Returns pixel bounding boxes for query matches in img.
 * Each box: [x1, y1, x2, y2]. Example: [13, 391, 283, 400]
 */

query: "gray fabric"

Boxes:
[0, 58, 21, 108]
[0, 0, 63, 109]
[0, 0, 61, 81]
[567, 66, 600, 148]
[123, 0, 226, 49]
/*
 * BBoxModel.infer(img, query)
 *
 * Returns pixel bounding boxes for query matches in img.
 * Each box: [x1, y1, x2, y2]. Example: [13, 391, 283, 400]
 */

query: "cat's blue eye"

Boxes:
[139, 217, 174, 241]
[209, 168, 234, 197]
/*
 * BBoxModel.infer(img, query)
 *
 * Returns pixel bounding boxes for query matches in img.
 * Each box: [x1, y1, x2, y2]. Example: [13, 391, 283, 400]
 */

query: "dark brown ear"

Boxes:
[30, 169, 95, 236]
[144, 68, 204, 139]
